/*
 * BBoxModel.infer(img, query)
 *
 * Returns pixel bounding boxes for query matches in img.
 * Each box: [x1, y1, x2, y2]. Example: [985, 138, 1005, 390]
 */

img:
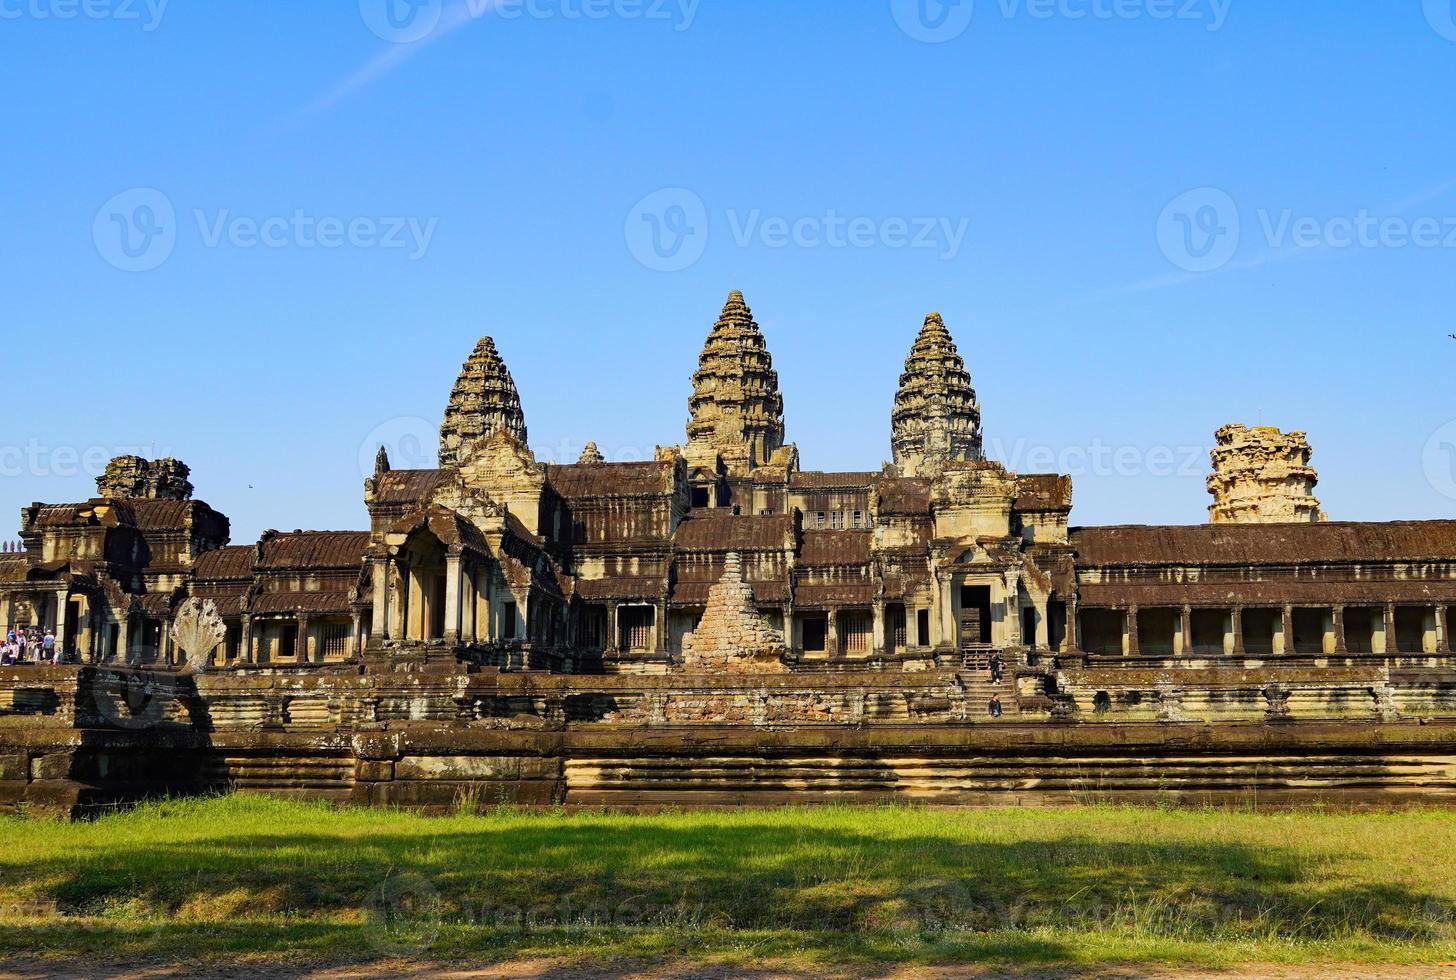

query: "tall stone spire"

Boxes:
[686, 291, 786, 475]
[891, 312, 984, 477]
[439, 337, 528, 469]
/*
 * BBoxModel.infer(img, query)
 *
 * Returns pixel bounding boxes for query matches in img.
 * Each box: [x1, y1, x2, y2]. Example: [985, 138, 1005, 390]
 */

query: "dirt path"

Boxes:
[3, 960, 1455, 979]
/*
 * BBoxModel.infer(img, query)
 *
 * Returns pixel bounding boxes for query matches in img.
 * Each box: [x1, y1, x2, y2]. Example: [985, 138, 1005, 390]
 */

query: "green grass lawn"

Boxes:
[0, 795, 1454, 969]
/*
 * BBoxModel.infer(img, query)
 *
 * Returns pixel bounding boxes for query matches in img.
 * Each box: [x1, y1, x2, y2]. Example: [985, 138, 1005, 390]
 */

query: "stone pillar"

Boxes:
[118, 616, 132, 666]
[1004, 572, 1022, 648]
[240, 615, 253, 664]
[872, 602, 885, 655]
[53, 592, 69, 663]
[1384, 604, 1398, 655]
[371, 559, 389, 640]
[1179, 605, 1193, 657]
[606, 602, 619, 653]
[1333, 606, 1346, 653]
[399, 559, 412, 641]
[1, 592, 13, 634]
[826, 606, 840, 657]
[1125, 606, 1139, 657]
[1067, 596, 1081, 653]
[298, 615, 312, 663]
[1281, 605, 1295, 657]
[655, 600, 668, 654]
[1232, 607, 1245, 655]
[939, 574, 955, 648]
[350, 610, 363, 657]
[1438, 606, 1451, 655]
[444, 552, 462, 644]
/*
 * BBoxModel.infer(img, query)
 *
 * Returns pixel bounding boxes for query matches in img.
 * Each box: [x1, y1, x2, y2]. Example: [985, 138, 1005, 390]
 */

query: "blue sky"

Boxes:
[3, 0, 1456, 541]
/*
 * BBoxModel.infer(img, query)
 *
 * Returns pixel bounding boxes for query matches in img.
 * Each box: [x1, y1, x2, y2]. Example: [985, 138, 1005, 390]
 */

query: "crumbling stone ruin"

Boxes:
[1, 291, 1454, 815]
[1208, 424, 1324, 524]
[679, 552, 788, 674]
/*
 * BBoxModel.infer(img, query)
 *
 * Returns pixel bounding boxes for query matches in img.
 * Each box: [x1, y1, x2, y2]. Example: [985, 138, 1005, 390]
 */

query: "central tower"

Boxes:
[891, 312, 984, 477]
[686, 291, 786, 477]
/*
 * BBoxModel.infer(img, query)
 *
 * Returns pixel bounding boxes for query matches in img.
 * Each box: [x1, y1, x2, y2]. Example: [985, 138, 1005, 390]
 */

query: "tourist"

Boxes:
[988, 694, 1003, 719]
[989, 652, 1004, 684]
[42, 630, 56, 664]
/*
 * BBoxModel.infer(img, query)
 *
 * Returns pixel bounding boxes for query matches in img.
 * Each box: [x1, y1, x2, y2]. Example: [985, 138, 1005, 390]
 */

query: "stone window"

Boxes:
[1395, 607, 1436, 655]
[501, 602, 518, 641]
[814, 512, 827, 529]
[619, 606, 655, 652]
[917, 609, 931, 647]
[1080, 609, 1125, 656]
[888, 604, 907, 652]
[1137, 609, 1179, 657]
[838, 610, 871, 656]
[830, 511, 845, 530]
[1191, 610, 1228, 655]
[851, 510, 864, 529]
[1345, 607, 1380, 653]
[801, 614, 828, 652]
[1292, 608, 1332, 655]
[691, 487, 711, 509]
[1241, 609, 1280, 655]
[320, 621, 350, 661]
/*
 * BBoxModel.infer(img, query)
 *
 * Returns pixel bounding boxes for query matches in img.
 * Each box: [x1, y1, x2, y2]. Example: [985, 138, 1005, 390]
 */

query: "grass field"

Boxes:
[0, 795, 1454, 971]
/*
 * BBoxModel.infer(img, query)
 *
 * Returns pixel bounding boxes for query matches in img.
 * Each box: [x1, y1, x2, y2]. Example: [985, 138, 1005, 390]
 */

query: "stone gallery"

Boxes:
[1, 292, 1453, 814]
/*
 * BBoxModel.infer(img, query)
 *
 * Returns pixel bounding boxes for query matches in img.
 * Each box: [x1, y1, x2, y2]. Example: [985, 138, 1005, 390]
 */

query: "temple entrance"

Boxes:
[959, 585, 993, 649]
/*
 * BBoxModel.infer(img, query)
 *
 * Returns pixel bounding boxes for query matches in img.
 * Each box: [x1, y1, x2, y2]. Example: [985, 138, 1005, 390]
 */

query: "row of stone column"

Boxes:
[1117, 604, 1452, 657]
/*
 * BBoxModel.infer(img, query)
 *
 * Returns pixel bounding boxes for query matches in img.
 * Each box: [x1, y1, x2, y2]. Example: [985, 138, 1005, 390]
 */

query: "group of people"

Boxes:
[1, 627, 57, 666]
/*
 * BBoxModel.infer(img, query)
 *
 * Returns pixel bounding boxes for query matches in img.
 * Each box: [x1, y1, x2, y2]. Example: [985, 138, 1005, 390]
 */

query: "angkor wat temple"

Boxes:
[2, 292, 1454, 814]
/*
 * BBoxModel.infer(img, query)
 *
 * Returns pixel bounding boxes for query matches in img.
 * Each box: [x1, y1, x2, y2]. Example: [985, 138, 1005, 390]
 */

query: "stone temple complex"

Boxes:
[2, 291, 1455, 814]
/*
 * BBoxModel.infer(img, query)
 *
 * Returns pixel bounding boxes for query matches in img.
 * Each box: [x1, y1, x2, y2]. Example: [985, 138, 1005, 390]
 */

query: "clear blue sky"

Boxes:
[3, 1, 1455, 542]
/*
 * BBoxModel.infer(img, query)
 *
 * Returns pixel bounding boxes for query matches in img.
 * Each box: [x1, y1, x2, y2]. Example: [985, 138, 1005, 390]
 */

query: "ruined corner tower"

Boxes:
[96, 455, 194, 501]
[686, 291, 787, 477]
[438, 337, 528, 468]
[1207, 423, 1324, 525]
[891, 312, 984, 478]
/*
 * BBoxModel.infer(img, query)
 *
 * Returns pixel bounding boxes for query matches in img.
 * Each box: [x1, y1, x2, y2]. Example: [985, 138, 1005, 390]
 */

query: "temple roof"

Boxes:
[790, 471, 879, 491]
[674, 514, 795, 552]
[1071, 521, 1456, 567]
[1015, 474, 1073, 513]
[548, 461, 677, 499]
[257, 532, 370, 570]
